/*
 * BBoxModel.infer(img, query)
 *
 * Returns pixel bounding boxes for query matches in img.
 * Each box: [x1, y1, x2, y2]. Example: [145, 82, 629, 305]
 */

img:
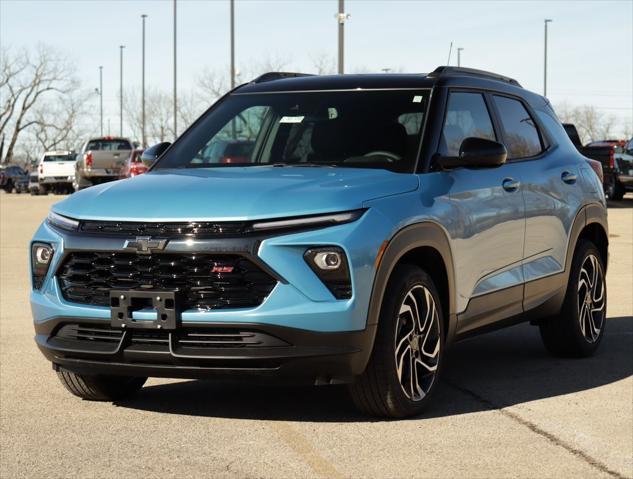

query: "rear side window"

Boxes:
[440, 92, 496, 156]
[86, 139, 132, 151]
[493, 96, 543, 159]
[43, 155, 75, 162]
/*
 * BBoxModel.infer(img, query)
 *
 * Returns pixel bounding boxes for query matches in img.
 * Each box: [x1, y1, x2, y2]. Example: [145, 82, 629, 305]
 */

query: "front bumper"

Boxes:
[35, 317, 375, 382]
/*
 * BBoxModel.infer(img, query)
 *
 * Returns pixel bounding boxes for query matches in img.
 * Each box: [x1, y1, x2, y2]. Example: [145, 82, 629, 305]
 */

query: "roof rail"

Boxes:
[251, 72, 314, 84]
[428, 66, 521, 87]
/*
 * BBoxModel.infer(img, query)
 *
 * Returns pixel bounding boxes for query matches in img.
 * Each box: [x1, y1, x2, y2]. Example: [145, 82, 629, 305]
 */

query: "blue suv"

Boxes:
[31, 67, 608, 417]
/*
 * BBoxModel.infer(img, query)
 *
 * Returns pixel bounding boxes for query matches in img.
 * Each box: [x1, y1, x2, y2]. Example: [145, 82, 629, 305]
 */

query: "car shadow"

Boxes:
[115, 316, 633, 422]
[607, 193, 633, 208]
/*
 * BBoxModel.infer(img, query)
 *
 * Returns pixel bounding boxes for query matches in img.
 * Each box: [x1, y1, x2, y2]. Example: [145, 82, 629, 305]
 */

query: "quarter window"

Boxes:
[439, 92, 496, 157]
[493, 96, 543, 159]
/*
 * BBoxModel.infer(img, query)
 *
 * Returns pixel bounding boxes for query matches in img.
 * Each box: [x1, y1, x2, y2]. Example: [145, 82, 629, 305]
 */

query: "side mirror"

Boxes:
[141, 142, 171, 167]
[438, 137, 507, 169]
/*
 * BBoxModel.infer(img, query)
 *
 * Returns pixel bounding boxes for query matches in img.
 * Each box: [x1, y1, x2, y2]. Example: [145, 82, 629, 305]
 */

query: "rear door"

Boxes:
[489, 94, 581, 311]
[41, 154, 76, 178]
[438, 91, 526, 332]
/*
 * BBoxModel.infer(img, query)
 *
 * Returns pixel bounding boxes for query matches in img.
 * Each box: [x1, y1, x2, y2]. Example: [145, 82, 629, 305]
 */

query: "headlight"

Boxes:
[47, 211, 79, 231]
[31, 242, 54, 289]
[251, 209, 365, 233]
[304, 246, 352, 299]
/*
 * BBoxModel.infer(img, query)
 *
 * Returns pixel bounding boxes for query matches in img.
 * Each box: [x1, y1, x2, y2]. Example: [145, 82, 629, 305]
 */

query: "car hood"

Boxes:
[53, 167, 419, 221]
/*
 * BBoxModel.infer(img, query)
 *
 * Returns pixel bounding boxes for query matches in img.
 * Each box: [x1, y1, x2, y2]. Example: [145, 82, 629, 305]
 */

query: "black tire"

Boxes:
[3, 181, 13, 193]
[605, 176, 625, 201]
[38, 185, 49, 195]
[539, 240, 607, 357]
[56, 367, 147, 401]
[349, 264, 445, 418]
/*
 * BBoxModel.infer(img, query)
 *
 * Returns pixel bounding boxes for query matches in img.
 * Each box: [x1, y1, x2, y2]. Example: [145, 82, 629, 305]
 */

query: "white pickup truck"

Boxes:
[37, 151, 77, 194]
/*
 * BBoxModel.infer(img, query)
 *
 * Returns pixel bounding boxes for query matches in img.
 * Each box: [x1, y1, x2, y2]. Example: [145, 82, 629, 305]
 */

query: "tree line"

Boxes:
[1, 44, 630, 166]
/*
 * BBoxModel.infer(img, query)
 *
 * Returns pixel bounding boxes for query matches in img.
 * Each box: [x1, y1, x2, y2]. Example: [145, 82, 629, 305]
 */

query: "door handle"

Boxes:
[502, 178, 520, 192]
[561, 171, 577, 184]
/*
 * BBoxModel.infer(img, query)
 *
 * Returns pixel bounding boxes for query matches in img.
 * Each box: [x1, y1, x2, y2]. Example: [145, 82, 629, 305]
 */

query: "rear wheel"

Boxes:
[605, 176, 625, 201]
[56, 367, 147, 401]
[539, 240, 606, 357]
[3, 181, 13, 193]
[349, 265, 444, 418]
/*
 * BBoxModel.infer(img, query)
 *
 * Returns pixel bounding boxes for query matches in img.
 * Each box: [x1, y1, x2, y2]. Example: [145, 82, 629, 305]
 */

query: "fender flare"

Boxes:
[366, 221, 458, 343]
[564, 203, 608, 281]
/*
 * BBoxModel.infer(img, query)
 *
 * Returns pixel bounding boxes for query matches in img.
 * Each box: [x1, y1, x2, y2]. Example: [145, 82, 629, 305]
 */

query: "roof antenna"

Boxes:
[446, 41, 453, 66]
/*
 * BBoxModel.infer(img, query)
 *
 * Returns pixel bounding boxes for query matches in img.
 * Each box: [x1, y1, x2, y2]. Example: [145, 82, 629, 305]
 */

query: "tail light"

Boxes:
[84, 151, 93, 168]
[129, 162, 148, 177]
[219, 156, 249, 164]
[608, 148, 615, 169]
[586, 158, 604, 183]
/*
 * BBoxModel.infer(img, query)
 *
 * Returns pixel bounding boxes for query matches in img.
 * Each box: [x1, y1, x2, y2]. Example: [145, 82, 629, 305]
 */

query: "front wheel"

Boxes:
[56, 367, 147, 401]
[349, 265, 444, 418]
[539, 240, 607, 357]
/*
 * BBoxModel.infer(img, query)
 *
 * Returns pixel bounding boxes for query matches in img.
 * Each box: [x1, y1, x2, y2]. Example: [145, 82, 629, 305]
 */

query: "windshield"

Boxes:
[86, 139, 132, 151]
[43, 154, 75, 162]
[155, 90, 430, 173]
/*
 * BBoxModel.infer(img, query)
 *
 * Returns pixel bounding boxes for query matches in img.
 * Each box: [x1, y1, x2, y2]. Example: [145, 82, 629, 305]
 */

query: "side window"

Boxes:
[439, 92, 496, 156]
[493, 96, 543, 159]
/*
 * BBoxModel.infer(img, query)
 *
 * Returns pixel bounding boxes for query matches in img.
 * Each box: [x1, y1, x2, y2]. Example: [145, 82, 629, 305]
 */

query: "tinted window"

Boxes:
[155, 90, 430, 173]
[86, 139, 132, 151]
[43, 154, 75, 162]
[440, 92, 496, 156]
[493, 96, 543, 159]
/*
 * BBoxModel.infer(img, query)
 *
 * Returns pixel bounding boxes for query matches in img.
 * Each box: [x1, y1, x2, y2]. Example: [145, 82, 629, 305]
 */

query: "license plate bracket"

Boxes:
[110, 290, 180, 330]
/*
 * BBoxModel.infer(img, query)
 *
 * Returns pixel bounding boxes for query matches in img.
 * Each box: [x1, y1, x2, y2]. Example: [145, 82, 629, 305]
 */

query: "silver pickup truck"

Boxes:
[74, 137, 134, 190]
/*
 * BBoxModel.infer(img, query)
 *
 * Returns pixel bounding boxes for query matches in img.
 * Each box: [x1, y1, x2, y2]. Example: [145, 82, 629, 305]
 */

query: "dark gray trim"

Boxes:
[366, 222, 458, 342]
[456, 284, 523, 336]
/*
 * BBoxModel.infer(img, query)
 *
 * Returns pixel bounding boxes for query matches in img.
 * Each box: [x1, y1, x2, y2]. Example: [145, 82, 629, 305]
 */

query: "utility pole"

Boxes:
[336, 0, 350, 74]
[230, 0, 235, 88]
[173, 0, 178, 139]
[141, 14, 148, 147]
[119, 45, 125, 137]
[457, 47, 464, 67]
[544, 19, 552, 97]
[99, 66, 103, 136]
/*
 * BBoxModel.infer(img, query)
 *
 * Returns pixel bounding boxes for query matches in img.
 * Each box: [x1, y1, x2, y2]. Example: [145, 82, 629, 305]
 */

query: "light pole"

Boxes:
[544, 19, 552, 97]
[230, 0, 235, 89]
[119, 45, 125, 137]
[98, 66, 103, 136]
[173, 0, 177, 139]
[457, 47, 464, 67]
[141, 14, 148, 148]
[336, 0, 350, 74]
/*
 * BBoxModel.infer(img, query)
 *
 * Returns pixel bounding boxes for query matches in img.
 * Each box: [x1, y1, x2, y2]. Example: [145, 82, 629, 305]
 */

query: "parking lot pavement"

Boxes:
[1, 192, 631, 479]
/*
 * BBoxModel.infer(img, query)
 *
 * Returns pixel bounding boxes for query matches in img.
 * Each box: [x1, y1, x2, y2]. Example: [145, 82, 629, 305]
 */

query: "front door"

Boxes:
[437, 91, 526, 332]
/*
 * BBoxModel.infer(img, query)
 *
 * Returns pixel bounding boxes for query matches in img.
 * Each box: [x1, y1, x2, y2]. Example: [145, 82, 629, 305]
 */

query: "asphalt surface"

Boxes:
[1, 192, 631, 479]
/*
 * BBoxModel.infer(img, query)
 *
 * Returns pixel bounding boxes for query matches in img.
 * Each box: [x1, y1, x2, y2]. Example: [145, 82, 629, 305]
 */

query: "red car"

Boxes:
[119, 149, 147, 178]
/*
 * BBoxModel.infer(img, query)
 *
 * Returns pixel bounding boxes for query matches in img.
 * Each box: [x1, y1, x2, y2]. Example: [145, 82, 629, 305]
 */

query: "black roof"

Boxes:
[236, 66, 530, 97]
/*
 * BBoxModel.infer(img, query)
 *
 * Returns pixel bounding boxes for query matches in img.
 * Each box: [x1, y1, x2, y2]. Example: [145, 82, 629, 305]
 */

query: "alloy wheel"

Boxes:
[394, 285, 441, 401]
[577, 254, 606, 343]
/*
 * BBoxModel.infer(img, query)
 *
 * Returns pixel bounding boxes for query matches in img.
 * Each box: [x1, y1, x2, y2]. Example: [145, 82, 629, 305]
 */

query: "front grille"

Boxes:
[79, 220, 250, 237]
[53, 323, 289, 349]
[58, 252, 277, 310]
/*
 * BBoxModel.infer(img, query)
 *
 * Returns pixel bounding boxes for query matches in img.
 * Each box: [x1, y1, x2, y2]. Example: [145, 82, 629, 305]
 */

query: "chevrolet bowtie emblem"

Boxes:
[124, 236, 168, 254]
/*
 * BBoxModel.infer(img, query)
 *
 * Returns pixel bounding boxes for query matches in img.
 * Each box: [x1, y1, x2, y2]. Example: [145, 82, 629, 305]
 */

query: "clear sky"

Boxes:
[2, 0, 632, 135]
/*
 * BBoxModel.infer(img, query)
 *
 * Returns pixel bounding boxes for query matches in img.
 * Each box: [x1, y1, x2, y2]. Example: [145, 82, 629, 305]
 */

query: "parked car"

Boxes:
[194, 140, 255, 165]
[37, 151, 77, 194]
[0, 165, 28, 193]
[118, 149, 147, 178]
[563, 124, 632, 200]
[28, 172, 40, 195]
[74, 137, 133, 190]
[31, 67, 609, 418]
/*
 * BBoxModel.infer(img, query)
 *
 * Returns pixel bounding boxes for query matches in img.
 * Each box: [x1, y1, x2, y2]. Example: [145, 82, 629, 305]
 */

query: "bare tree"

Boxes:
[310, 53, 336, 75]
[554, 103, 624, 144]
[0, 45, 78, 164]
